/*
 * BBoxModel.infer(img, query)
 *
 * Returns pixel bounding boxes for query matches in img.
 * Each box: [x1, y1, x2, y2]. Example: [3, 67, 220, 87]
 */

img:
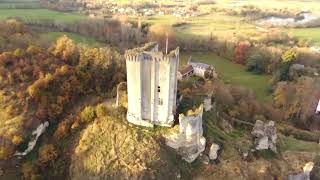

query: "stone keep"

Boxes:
[125, 43, 179, 127]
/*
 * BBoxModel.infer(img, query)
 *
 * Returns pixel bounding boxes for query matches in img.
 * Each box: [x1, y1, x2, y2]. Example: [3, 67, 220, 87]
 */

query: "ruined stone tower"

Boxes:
[125, 43, 179, 127]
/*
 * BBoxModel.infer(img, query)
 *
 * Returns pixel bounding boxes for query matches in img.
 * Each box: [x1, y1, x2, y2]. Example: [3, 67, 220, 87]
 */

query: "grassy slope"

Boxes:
[181, 52, 272, 103]
[280, 136, 320, 152]
[40, 32, 106, 47]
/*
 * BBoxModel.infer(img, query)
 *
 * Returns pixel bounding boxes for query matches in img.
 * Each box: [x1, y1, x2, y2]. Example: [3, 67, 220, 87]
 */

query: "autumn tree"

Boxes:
[37, 144, 58, 167]
[0, 140, 15, 160]
[21, 161, 41, 180]
[234, 41, 251, 64]
[96, 103, 108, 118]
[148, 24, 177, 52]
[246, 52, 270, 74]
[272, 48, 297, 85]
[80, 106, 96, 123]
[51, 35, 78, 63]
[12, 135, 23, 145]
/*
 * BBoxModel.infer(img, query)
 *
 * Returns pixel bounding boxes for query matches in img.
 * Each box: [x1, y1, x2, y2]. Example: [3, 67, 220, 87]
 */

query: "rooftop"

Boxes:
[189, 61, 211, 69]
[179, 65, 194, 75]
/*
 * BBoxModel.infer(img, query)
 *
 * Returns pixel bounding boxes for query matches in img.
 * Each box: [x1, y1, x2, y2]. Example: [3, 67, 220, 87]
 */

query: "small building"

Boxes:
[188, 57, 216, 79]
[177, 65, 194, 80]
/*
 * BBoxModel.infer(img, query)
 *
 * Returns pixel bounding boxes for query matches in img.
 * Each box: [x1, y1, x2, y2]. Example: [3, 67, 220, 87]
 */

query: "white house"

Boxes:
[187, 56, 216, 79]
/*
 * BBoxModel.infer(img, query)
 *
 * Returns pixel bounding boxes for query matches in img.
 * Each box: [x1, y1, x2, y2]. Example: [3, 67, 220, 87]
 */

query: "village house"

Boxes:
[178, 57, 217, 80]
[188, 57, 214, 78]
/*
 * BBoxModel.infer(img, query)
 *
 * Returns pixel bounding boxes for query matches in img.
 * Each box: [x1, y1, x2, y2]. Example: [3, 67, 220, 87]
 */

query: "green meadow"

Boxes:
[40, 32, 106, 47]
[181, 52, 272, 103]
[0, 9, 85, 22]
[288, 28, 320, 46]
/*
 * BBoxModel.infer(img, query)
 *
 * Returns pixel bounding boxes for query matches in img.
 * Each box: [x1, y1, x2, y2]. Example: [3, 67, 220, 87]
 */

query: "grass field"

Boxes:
[0, 0, 40, 9]
[0, 9, 85, 22]
[181, 52, 272, 103]
[139, 14, 256, 40]
[40, 32, 106, 47]
[280, 136, 320, 152]
[287, 28, 320, 46]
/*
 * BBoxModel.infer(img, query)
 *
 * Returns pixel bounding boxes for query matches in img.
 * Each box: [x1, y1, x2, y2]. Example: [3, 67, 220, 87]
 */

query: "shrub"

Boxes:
[13, 48, 25, 57]
[0, 143, 15, 160]
[80, 106, 96, 123]
[234, 41, 251, 64]
[53, 121, 70, 140]
[21, 162, 40, 180]
[12, 135, 23, 145]
[37, 144, 58, 167]
[96, 103, 108, 118]
[281, 48, 296, 63]
[271, 64, 290, 85]
[246, 52, 270, 74]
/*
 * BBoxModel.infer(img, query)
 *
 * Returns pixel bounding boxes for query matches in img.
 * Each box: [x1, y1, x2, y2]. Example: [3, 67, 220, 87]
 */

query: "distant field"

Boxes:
[181, 52, 272, 103]
[287, 28, 320, 46]
[0, 9, 86, 23]
[0, 0, 40, 9]
[40, 32, 106, 47]
[215, 0, 320, 13]
[140, 14, 255, 40]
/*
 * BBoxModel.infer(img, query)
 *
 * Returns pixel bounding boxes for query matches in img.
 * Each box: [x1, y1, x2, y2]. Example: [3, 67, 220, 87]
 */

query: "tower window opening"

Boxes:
[159, 98, 163, 105]
[158, 86, 161, 93]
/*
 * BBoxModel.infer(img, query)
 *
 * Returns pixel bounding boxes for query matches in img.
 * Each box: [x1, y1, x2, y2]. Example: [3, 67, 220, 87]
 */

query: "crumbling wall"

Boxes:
[166, 105, 206, 163]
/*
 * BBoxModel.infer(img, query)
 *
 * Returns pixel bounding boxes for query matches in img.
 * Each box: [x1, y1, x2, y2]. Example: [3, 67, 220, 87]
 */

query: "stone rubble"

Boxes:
[15, 121, 49, 156]
[203, 94, 213, 112]
[310, 157, 320, 180]
[251, 120, 277, 153]
[166, 105, 206, 163]
[288, 162, 314, 180]
[209, 143, 220, 160]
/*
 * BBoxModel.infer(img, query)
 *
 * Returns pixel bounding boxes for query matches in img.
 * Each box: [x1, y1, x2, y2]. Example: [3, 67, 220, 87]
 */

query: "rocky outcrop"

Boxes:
[166, 105, 206, 163]
[251, 120, 277, 152]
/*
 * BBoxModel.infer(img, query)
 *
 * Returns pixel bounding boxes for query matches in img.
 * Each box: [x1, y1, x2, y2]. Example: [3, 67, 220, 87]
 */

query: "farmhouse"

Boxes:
[177, 65, 194, 80]
[188, 57, 213, 78]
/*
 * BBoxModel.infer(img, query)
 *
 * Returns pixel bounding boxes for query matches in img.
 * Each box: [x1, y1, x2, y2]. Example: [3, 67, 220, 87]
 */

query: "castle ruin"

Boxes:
[125, 43, 179, 127]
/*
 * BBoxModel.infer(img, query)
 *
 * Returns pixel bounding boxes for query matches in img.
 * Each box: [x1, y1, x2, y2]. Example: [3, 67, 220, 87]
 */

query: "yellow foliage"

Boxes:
[96, 103, 108, 118]
[0, 143, 15, 160]
[229, 109, 240, 118]
[37, 144, 58, 166]
[12, 135, 23, 145]
[281, 48, 296, 63]
[52, 35, 77, 61]
[21, 162, 40, 180]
